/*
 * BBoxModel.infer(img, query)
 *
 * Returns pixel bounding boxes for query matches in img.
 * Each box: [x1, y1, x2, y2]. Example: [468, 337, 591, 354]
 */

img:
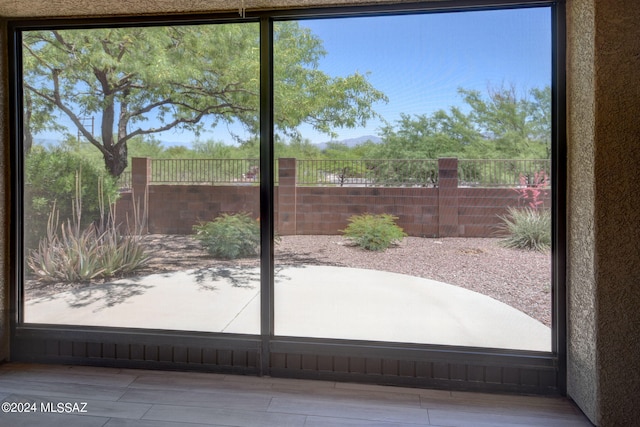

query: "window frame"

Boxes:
[9, 0, 566, 395]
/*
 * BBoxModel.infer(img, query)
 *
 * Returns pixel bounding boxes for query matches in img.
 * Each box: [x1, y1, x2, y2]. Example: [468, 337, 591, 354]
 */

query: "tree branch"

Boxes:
[24, 82, 107, 156]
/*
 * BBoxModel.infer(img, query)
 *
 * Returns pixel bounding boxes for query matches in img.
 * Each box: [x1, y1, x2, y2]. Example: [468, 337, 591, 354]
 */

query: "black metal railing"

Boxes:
[458, 159, 550, 187]
[150, 158, 260, 184]
[123, 158, 551, 188]
[296, 159, 439, 187]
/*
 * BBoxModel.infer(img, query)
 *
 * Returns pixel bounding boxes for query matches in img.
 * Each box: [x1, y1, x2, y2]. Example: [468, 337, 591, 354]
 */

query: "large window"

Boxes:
[21, 22, 262, 334]
[12, 1, 563, 392]
[273, 9, 553, 351]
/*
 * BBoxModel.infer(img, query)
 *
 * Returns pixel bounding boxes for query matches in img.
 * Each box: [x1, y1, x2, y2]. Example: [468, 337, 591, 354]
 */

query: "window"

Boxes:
[273, 9, 553, 352]
[21, 22, 262, 334]
[11, 1, 564, 393]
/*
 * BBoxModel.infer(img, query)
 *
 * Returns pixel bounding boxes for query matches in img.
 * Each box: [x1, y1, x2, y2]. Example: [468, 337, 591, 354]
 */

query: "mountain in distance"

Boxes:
[315, 135, 382, 150]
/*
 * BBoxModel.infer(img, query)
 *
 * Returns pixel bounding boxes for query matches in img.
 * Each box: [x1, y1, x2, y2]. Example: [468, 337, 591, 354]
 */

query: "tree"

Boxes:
[377, 84, 551, 160]
[24, 145, 119, 249]
[23, 22, 386, 177]
[458, 84, 550, 158]
[375, 112, 476, 160]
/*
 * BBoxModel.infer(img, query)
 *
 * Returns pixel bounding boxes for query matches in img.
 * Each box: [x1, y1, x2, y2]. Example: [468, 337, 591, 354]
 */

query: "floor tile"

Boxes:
[128, 373, 231, 392]
[0, 378, 126, 401]
[0, 369, 137, 388]
[119, 387, 272, 411]
[427, 408, 593, 427]
[304, 415, 424, 426]
[268, 397, 430, 425]
[142, 404, 307, 426]
[270, 386, 422, 406]
[0, 412, 108, 427]
[4, 394, 151, 420]
[0, 363, 591, 427]
[421, 392, 583, 418]
[105, 419, 217, 427]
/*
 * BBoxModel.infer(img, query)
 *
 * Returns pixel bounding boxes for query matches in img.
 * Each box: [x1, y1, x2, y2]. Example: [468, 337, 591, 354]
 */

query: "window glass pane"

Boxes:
[22, 23, 261, 334]
[273, 8, 552, 351]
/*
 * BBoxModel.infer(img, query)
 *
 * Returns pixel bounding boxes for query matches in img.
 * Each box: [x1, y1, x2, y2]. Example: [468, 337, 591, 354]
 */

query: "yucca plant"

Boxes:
[26, 173, 150, 282]
[498, 207, 551, 251]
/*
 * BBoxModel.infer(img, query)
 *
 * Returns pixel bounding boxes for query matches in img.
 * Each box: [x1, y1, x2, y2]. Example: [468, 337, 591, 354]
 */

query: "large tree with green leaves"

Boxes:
[23, 22, 386, 177]
[456, 84, 551, 158]
[376, 84, 551, 160]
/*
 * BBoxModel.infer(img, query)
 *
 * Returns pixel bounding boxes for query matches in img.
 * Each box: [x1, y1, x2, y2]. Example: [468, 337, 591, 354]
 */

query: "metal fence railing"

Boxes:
[120, 158, 551, 188]
[150, 158, 260, 184]
[296, 159, 439, 187]
[458, 159, 550, 187]
[117, 170, 131, 190]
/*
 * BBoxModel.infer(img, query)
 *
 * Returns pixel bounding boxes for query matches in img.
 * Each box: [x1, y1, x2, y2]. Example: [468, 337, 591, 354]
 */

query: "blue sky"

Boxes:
[293, 6, 551, 143]
[36, 6, 551, 147]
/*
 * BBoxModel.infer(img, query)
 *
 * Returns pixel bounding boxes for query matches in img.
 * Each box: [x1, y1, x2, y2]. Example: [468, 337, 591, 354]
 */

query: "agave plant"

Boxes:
[26, 174, 150, 283]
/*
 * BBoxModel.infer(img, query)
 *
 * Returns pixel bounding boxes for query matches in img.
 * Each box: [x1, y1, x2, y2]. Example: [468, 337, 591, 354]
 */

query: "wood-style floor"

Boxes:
[0, 363, 592, 426]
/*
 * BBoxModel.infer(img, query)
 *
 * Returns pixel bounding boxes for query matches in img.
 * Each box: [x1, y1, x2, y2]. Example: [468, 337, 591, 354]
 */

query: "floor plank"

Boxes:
[0, 363, 593, 426]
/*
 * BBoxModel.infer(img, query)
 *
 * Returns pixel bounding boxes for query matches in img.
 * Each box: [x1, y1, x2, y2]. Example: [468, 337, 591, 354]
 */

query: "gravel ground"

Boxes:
[26, 234, 552, 326]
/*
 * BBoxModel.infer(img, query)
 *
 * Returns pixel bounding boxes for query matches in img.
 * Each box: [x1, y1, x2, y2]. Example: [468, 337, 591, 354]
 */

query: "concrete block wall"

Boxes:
[116, 157, 547, 237]
[294, 186, 439, 236]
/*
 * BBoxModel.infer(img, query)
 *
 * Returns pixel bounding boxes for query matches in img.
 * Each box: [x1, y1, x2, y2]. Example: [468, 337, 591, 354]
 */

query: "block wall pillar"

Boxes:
[277, 158, 297, 235]
[131, 157, 151, 234]
[437, 158, 459, 237]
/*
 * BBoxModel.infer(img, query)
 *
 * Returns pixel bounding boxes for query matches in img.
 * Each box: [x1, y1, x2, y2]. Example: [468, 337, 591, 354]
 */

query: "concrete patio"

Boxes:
[25, 265, 551, 352]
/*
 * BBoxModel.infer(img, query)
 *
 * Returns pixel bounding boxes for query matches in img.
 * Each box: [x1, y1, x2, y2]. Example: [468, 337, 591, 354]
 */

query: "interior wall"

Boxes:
[591, 1, 640, 425]
[566, 0, 598, 421]
[0, 20, 9, 363]
[0, 0, 430, 18]
[566, 0, 640, 425]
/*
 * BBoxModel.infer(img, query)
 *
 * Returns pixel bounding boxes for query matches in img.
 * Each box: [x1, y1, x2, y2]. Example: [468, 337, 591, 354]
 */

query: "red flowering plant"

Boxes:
[517, 171, 550, 210]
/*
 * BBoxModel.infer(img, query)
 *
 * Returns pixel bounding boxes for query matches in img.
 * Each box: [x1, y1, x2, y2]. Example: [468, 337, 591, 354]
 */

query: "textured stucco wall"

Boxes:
[591, 1, 640, 425]
[566, 0, 598, 421]
[0, 0, 439, 18]
[567, 0, 640, 425]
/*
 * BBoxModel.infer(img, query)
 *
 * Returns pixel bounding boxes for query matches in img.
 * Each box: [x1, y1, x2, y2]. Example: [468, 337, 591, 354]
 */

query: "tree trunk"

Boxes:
[23, 100, 33, 153]
[104, 142, 128, 178]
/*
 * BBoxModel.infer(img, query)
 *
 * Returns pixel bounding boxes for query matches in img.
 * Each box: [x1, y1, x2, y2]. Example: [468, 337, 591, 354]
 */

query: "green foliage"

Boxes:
[275, 135, 323, 159]
[273, 22, 388, 139]
[457, 85, 550, 158]
[127, 136, 166, 159]
[27, 213, 150, 282]
[192, 140, 241, 158]
[322, 140, 378, 160]
[24, 22, 386, 177]
[376, 113, 472, 160]
[498, 207, 551, 251]
[24, 145, 119, 250]
[341, 213, 407, 251]
[375, 84, 551, 161]
[193, 213, 261, 259]
[26, 185, 150, 283]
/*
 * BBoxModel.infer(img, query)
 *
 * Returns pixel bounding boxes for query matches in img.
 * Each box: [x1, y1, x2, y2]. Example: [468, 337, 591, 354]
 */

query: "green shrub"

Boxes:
[341, 213, 407, 251]
[25, 145, 119, 250]
[193, 212, 261, 259]
[498, 207, 551, 251]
